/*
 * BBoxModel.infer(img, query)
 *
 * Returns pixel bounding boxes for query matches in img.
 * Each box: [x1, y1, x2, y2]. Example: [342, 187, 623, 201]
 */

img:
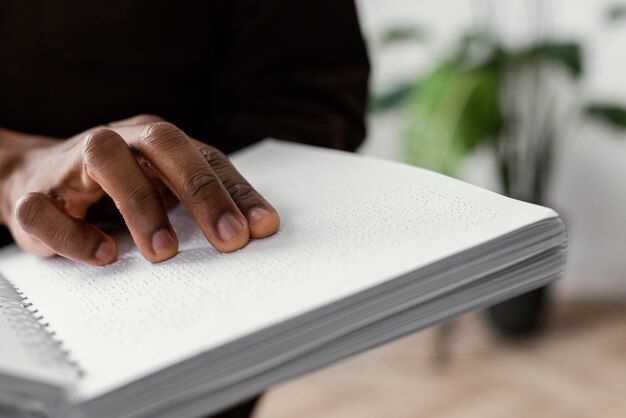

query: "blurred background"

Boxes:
[256, 0, 626, 417]
[359, 0, 626, 301]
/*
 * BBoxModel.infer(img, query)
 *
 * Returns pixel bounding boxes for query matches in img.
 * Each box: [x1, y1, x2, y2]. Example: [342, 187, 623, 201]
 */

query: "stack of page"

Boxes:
[0, 140, 566, 418]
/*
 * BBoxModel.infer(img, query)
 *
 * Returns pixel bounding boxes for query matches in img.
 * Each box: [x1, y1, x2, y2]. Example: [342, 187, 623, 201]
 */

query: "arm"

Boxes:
[208, 0, 370, 152]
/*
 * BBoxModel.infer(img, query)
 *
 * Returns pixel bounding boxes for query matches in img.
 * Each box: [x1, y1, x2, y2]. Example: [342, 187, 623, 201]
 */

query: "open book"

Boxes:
[0, 140, 566, 418]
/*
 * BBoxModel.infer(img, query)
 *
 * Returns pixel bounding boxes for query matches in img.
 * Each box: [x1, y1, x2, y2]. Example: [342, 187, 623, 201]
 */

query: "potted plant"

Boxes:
[372, 2, 626, 335]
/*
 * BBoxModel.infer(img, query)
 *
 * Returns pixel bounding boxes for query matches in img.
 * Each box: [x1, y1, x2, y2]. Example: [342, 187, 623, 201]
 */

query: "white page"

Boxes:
[0, 140, 557, 400]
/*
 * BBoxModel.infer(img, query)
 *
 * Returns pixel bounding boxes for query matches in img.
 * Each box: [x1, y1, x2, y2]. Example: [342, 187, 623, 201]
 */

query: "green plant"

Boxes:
[372, 1, 626, 336]
[373, 3, 626, 204]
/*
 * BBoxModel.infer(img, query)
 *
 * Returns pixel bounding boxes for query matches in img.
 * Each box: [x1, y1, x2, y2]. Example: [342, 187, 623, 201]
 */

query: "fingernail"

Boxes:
[248, 207, 270, 226]
[152, 229, 175, 255]
[218, 213, 244, 242]
[95, 241, 114, 263]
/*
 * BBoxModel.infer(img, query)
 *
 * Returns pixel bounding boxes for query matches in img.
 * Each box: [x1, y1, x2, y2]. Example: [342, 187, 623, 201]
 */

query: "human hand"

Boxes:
[0, 115, 280, 266]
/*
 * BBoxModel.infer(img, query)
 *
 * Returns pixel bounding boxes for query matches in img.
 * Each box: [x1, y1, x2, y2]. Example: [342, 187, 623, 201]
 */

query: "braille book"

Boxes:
[0, 140, 566, 418]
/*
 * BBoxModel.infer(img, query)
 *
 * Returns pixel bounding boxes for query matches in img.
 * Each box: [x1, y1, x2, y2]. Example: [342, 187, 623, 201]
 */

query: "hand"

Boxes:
[0, 115, 280, 266]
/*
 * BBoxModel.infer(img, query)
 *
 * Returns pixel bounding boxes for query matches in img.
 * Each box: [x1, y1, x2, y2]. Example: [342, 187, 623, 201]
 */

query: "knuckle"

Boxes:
[123, 184, 158, 209]
[130, 114, 165, 125]
[138, 122, 187, 150]
[201, 146, 226, 164]
[182, 171, 222, 203]
[202, 147, 230, 171]
[82, 129, 124, 166]
[223, 179, 256, 201]
[15, 193, 48, 231]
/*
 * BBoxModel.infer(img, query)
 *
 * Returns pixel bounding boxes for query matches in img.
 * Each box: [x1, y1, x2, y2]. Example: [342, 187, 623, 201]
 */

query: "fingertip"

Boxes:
[147, 228, 179, 263]
[248, 206, 280, 239]
[212, 212, 249, 253]
[92, 238, 118, 266]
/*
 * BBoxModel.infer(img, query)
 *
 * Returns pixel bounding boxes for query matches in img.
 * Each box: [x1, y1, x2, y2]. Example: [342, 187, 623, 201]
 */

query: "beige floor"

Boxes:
[254, 301, 626, 418]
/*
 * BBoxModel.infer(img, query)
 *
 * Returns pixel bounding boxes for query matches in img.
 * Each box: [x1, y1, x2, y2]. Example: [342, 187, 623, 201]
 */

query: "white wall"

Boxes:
[355, 0, 626, 299]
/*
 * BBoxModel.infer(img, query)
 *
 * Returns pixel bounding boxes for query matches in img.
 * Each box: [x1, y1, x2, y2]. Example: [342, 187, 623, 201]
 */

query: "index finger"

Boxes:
[118, 122, 250, 253]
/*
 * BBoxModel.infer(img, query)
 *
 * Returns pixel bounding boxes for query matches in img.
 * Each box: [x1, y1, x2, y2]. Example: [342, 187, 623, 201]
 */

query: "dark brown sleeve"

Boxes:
[209, 0, 370, 152]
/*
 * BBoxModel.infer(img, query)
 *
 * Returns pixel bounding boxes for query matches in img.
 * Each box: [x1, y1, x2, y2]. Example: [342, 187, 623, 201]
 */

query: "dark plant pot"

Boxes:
[485, 285, 549, 337]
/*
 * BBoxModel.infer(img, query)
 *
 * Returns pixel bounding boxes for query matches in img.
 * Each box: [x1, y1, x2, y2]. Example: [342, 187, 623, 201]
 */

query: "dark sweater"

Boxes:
[0, 0, 370, 247]
[0, 0, 369, 151]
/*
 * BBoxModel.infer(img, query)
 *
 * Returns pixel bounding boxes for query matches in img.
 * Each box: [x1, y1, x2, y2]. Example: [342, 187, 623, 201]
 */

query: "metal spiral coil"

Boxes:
[0, 274, 83, 379]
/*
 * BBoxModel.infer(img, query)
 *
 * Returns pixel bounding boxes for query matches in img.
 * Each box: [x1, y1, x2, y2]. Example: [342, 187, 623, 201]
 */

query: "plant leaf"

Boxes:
[369, 82, 416, 114]
[380, 25, 427, 46]
[403, 61, 503, 176]
[520, 42, 583, 77]
[586, 103, 626, 129]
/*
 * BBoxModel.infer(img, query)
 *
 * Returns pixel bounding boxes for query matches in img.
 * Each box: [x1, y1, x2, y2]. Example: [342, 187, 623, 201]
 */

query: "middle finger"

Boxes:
[121, 122, 250, 253]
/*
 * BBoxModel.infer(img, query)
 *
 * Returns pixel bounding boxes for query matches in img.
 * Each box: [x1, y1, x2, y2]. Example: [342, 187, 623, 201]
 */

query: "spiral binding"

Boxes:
[0, 274, 83, 379]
